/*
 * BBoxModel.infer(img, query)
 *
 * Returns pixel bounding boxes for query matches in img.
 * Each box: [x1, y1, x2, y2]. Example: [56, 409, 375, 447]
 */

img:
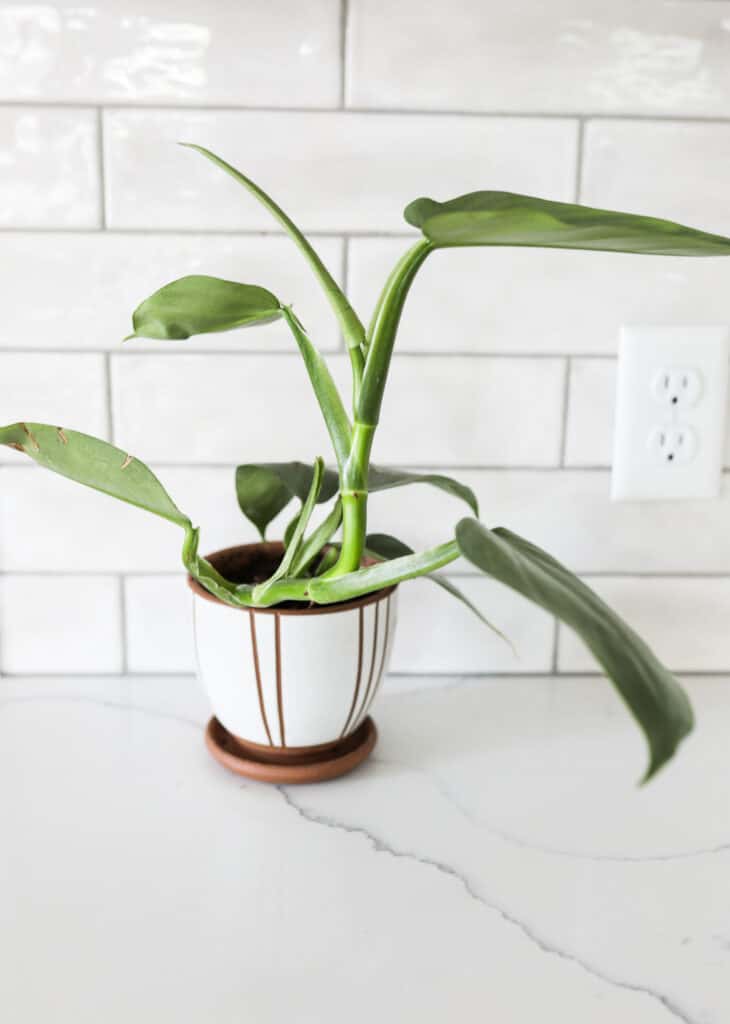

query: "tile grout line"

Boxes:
[118, 576, 129, 674]
[96, 106, 107, 230]
[340, 235, 350, 352]
[573, 118, 585, 203]
[558, 357, 572, 466]
[4, 569, 730, 580]
[339, 0, 350, 109]
[15, 462, 730, 473]
[5, 100, 730, 124]
[0, 226, 419, 239]
[0, 347, 618, 360]
[103, 353, 115, 442]
[550, 619, 560, 674]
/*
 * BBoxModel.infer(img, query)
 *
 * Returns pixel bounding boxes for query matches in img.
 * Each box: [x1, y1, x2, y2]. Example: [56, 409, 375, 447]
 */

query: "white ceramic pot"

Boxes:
[188, 543, 397, 781]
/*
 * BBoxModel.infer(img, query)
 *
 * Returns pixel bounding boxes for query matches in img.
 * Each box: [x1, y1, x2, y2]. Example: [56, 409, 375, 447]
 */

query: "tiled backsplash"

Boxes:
[1, 0, 730, 679]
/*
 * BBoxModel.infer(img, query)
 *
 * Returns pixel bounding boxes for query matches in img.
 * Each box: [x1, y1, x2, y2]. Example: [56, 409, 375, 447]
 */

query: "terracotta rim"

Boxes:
[187, 541, 397, 615]
[205, 715, 377, 783]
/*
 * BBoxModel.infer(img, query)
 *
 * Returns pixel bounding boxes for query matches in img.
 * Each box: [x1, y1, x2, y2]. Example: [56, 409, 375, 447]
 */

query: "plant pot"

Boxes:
[187, 542, 398, 783]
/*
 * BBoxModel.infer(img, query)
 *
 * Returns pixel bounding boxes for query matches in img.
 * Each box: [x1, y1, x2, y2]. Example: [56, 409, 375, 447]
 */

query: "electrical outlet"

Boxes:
[611, 326, 729, 501]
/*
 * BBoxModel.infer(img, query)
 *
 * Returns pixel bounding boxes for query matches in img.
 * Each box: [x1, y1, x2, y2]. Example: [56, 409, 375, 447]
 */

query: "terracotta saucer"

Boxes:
[205, 716, 377, 784]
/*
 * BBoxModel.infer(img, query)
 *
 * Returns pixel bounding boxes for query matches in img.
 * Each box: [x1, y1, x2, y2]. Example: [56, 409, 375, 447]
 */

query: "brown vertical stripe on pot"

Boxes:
[249, 610, 274, 747]
[355, 602, 380, 729]
[340, 606, 365, 739]
[274, 612, 286, 747]
[365, 595, 391, 717]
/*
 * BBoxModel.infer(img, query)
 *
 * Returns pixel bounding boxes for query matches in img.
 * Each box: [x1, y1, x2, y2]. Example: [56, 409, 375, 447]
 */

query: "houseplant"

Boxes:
[3, 143, 729, 783]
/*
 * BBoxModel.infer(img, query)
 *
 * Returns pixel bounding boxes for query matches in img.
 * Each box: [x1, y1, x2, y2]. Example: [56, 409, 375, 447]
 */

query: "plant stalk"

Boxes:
[322, 421, 375, 577]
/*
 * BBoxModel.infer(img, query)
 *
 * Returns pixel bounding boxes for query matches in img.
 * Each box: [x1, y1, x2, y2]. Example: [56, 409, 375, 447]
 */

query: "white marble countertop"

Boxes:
[1, 673, 727, 1024]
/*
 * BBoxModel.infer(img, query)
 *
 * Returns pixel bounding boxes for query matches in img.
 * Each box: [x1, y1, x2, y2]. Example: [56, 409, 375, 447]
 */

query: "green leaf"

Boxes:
[236, 462, 478, 540]
[281, 305, 352, 468]
[0, 422, 189, 527]
[405, 192, 730, 257]
[455, 519, 694, 781]
[283, 510, 302, 549]
[0, 421, 250, 608]
[291, 498, 343, 577]
[252, 458, 324, 601]
[182, 524, 254, 607]
[368, 466, 478, 515]
[236, 461, 340, 539]
[180, 144, 366, 358]
[365, 533, 510, 649]
[307, 539, 459, 605]
[357, 239, 433, 428]
[127, 274, 282, 340]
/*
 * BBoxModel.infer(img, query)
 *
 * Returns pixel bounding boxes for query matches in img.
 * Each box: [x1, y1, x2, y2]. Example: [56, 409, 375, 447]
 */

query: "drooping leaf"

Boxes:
[0, 422, 189, 527]
[405, 191, 730, 257]
[127, 275, 282, 340]
[455, 519, 694, 781]
[182, 524, 253, 607]
[365, 533, 510, 648]
[0, 421, 250, 607]
[368, 467, 478, 515]
[306, 540, 459, 605]
[236, 461, 340, 539]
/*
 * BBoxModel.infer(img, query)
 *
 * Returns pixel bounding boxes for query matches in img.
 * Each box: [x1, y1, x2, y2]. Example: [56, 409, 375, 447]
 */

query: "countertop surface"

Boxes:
[1, 673, 728, 1024]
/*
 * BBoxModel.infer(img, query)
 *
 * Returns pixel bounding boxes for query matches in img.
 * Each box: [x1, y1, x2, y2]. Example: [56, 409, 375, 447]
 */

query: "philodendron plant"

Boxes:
[5, 144, 730, 779]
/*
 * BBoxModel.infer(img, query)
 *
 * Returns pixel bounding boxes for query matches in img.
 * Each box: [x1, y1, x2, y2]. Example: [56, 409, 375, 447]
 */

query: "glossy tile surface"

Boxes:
[348, 239, 730, 355]
[0, 353, 107, 463]
[0, 233, 343, 351]
[0, 107, 99, 227]
[0, 1, 340, 106]
[348, 0, 730, 116]
[103, 109, 578, 231]
[0, 578, 122, 672]
[582, 119, 730, 233]
[558, 576, 730, 673]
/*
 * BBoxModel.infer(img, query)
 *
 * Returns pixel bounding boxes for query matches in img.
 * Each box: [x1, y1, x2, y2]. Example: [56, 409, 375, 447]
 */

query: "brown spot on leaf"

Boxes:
[21, 423, 40, 451]
[8, 443, 24, 452]
[120, 453, 133, 470]
[57, 427, 68, 445]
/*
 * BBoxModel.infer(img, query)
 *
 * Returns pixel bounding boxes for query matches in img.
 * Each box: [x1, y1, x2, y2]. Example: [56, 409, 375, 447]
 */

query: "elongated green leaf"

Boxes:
[236, 461, 340, 539]
[182, 524, 254, 607]
[405, 191, 730, 256]
[456, 519, 694, 781]
[307, 540, 459, 605]
[291, 498, 342, 577]
[0, 421, 248, 607]
[0, 422, 189, 526]
[181, 143, 366, 360]
[284, 510, 302, 549]
[357, 239, 433, 428]
[128, 275, 282, 340]
[253, 458, 324, 601]
[281, 305, 352, 468]
[365, 533, 510, 648]
[368, 467, 478, 515]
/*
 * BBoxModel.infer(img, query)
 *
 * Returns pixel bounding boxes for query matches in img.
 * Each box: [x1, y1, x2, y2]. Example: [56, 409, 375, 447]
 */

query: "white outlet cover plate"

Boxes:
[611, 325, 729, 502]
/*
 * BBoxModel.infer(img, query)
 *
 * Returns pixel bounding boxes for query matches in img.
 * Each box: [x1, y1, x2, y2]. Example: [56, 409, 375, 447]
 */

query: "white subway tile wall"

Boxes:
[1, 0, 729, 680]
